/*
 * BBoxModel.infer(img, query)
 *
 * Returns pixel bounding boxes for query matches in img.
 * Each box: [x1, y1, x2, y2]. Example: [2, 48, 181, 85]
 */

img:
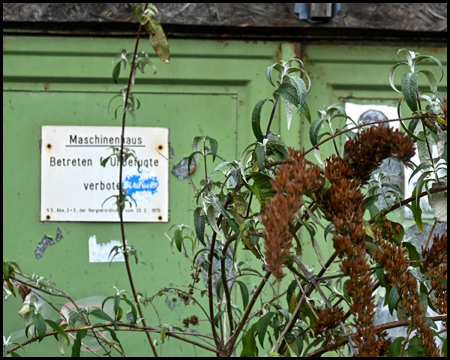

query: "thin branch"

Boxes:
[289, 253, 357, 351]
[304, 114, 438, 157]
[305, 315, 447, 357]
[369, 185, 447, 223]
[6, 322, 221, 356]
[225, 271, 271, 354]
[270, 282, 312, 353]
[114, 3, 157, 356]
[424, 219, 438, 255]
[265, 95, 280, 137]
[207, 230, 222, 349]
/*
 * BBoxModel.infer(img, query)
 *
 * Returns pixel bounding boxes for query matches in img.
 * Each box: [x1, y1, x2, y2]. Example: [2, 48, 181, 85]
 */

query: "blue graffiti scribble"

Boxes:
[122, 169, 159, 204]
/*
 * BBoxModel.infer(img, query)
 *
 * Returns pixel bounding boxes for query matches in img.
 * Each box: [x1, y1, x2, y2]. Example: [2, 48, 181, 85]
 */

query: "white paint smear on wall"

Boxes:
[88, 235, 124, 262]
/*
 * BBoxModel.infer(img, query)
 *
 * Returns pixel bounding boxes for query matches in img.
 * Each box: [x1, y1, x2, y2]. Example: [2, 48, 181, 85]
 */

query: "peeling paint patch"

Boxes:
[172, 157, 196, 180]
[88, 235, 124, 263]
[35, 227, 63, 259]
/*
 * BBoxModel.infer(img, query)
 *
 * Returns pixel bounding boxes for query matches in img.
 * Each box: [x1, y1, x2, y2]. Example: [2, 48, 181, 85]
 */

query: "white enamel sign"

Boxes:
[41, 126, 168, 222]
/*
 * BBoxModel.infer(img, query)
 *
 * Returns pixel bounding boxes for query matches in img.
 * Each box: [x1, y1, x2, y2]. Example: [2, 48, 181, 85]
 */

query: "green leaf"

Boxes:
[265, 63, 284, 87]
[255, 143, 265, 170]
[387, 336, 405, 357]
[401, 72, 419, 112]
[208, 137, 218, 162]
[363, 194, 380, 210]
[289, 76, 307, 107]
[135, 5, 144, 24]
[416, 69, 438, 92]
[206, 205, 221, 234]
[411, 187, 424, 233]
[45, 319, 70, 346]
[400, 119, 423, 141]
[213, 311, 226, 328]
[408, 336, 427, 357]
[274, 83, 299, 107]
[286, 280, 298, 311]
[408, 163, 432, 183]
[251, 172, 276, 209]
[174, 229, 182, 252]
[299, 101, 312, 123]
[309, 118, 325, 146]
[389, 62, 408, 93]
[282, 97, 294, 130]
[193, 207, 206, 246]
[252, 99, 272, 142]
[160, 325, 169, 343]
[32, 313, 47, 342]
[101, 327, 123, 350]
[102, 295, 114, 312]
[71, 329, 87, 357]
[388, 286, 400, 316]
[112, 62, 121, 84]
[402, 242, 421, 267]
[89, 308, 115, 323]
[235, 280, 249, 310]
[211, 195, 231, 224]
[121, 297, 138, 323]
[442, 337, 447, 357]
[256, 312, 276, 348]
[412, 55, 444, 82]
[240, 324, 258, 357]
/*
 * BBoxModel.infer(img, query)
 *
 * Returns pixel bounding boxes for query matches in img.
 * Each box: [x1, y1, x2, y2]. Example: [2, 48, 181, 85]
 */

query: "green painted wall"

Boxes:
[3, 36, 290, 357]
[3, 36, 446, 357]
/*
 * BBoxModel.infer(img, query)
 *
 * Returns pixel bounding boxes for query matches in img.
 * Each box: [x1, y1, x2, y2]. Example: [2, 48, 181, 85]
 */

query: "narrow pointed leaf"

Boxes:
[252, 99, 272, 142]
[282, 97, 294, 130]
[208, 137, 218, 162]
[290, 76, 307, 106]
[388, 286, 400, 316]
[299, 101, 312, 123]
[255, 143, 265, 170]
[194, 207, 206, 245]
[112, 62, 121, 84]
[401, 72, 419, 112]
[174, 229, 182, 252]
[89, 308, 114, 323]
[256, 312, 276, 348]
[275, 83, 299, 106]
[45, 319, 70, 346]
[235, 280, 249, 310]
[309, 118, 325, 146]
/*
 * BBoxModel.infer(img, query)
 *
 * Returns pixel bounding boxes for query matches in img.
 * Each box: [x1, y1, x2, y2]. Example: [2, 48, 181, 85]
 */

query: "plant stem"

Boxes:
[265, 95, 280, 137]
[304, 114, 437, 157]
[117, 3, 158, 356]
[225, 271, 271, 355]
[304, 315, 447, 357]
[207, 230, 223, 349]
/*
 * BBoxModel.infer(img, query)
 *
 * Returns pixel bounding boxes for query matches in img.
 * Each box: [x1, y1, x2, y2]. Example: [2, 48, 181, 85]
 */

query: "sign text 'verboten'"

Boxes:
[41, 126, 169, 222]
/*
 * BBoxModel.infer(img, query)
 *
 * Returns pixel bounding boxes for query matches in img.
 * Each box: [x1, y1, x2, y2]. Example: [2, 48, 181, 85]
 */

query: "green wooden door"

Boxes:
[3, 36, 284, 356]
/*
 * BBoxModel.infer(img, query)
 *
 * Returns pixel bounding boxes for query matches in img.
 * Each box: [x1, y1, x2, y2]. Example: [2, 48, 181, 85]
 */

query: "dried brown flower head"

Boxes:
[261, 148, 323, 279]
[344, 126, 415, 183]
[314, 306, 345, 337]
[423, 233, 447, 271]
